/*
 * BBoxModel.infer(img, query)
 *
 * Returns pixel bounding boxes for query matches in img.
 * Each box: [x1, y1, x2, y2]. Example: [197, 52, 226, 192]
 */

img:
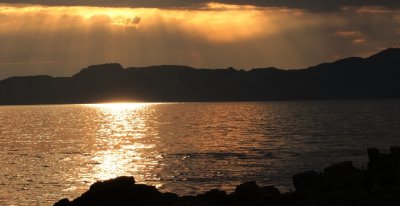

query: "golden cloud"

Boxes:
[0, 3, 399, 79]
[334, 31, 362, 37]
[0, 3, 312, 42]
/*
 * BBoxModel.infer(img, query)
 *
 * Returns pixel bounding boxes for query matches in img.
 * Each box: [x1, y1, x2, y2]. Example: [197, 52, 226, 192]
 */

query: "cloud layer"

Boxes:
[0, 3, 399, 79]
[1, 0, 400, 11]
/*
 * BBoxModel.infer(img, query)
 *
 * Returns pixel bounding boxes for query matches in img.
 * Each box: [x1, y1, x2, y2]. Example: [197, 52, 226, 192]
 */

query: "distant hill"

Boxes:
[0, 48, 399, 104]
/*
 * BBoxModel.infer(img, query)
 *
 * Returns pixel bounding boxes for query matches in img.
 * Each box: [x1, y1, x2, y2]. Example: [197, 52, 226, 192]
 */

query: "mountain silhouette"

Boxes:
[0, 48, 399, 104]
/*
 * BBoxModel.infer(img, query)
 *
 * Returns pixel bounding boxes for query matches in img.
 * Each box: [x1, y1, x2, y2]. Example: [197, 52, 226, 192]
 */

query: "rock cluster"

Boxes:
[54, 146, 400, 206]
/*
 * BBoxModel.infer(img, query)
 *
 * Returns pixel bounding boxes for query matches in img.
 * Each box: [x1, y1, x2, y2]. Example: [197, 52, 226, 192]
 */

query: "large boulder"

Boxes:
[70, 176, 161, 206]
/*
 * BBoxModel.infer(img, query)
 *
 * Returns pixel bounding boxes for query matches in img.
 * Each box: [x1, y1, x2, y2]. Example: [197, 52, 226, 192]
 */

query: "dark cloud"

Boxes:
[1, 0, 400, 11]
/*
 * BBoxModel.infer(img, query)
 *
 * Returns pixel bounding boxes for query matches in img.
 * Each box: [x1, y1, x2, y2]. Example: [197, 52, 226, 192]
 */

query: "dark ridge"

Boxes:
[307, 57, 364, 72]
[1, 48, 400, 105]
[54, 146, 400, 206]
[73, 63, 124, 78]
[1, 75, 54, 82]
[368, 48, 400, 60]
[127, 65, 196, 71]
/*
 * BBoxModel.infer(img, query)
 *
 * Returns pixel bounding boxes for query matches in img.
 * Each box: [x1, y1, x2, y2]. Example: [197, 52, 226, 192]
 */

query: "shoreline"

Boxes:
[55, 146, 400, 206]
[1, 98, 400, 107]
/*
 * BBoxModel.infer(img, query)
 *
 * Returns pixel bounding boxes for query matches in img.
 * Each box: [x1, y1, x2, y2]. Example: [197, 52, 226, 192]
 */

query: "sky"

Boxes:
[0, 1, 399, 79]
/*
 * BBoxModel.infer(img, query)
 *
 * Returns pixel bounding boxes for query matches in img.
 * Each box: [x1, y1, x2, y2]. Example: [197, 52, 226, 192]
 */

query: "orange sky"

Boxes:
[0, 3, 399, 79]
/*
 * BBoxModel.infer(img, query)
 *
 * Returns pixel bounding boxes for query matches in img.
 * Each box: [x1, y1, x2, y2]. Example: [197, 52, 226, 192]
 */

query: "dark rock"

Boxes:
[132, 184, 161, 196]
[53, 198, 70, 206]
[233, 181, 263, 205]
[71, 176, 138, 206]
[89, 176, 135, 192]
[368, 148, 381, 163]
[260, 186, 281, 197]
[368, 148, 382, 172]
[320, 161, 363, 193]
[335, 187, 369, 206]
[292, 170, 319, 192]
[391, 146, 400, 163]
[161, 192, 180, 204]
[390, 146, 400, 155]
[235, 181, 259, 195]
[278, 192, 307, 204]
[175, 195, 204, 206]
[259, 186, 281, 204]
[324, 161, 354, 174]
[201, 189, 228, 204]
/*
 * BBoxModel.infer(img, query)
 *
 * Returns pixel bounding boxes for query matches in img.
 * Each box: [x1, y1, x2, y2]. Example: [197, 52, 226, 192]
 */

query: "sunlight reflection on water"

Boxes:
[85, 103, 160, 183]
[1, 101, 400, 205]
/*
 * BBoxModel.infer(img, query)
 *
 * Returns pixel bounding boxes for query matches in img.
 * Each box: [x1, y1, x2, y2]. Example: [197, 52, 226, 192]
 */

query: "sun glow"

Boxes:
[0, 3, 277, 41]
[0, 2, 318, 74]
[0, 4, 150, 28]
[87, 103, 152, 111]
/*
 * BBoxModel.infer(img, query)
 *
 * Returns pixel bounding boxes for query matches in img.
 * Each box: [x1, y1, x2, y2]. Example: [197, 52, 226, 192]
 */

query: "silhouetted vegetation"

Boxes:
[1, 48, 400, 104]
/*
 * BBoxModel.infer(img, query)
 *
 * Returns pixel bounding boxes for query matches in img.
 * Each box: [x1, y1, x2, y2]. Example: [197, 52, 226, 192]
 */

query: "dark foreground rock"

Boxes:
[55, 146, 400, 206]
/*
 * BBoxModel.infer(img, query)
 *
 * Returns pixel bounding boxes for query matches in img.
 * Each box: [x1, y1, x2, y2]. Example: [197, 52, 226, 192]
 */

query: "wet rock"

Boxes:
[292, 170, 319, 192]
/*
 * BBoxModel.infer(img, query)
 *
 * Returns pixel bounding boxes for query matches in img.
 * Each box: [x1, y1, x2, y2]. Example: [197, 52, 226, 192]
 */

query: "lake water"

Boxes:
[1, 100, 400, 206]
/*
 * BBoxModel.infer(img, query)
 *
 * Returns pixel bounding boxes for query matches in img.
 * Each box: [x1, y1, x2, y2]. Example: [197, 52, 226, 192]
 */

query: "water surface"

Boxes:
[1, 101, 400, 205]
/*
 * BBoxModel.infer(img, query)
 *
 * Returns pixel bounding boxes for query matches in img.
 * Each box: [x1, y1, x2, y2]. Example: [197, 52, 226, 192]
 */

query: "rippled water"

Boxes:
[1, 101, 400, 206]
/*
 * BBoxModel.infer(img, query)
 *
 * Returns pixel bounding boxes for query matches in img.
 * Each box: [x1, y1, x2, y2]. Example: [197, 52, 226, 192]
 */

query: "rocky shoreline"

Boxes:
[54, 146, 400, 206]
